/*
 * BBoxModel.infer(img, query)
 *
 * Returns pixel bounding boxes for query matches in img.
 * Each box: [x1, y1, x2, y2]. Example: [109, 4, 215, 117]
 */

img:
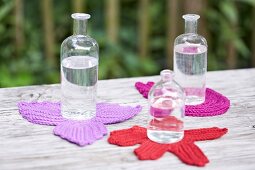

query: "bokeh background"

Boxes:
[0, 0, 254, 87]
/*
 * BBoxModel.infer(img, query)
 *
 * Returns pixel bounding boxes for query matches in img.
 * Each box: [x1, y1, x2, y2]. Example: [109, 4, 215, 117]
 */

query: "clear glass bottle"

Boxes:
[147, 70, 185, 144]
[174, 14, 207, 105]
[60, 13, 99, 120]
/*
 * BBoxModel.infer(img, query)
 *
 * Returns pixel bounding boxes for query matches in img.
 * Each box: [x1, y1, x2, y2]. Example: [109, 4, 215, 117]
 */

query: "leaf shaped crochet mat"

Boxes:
[108, 126, 228, 167]
[18, 102, 142, 146]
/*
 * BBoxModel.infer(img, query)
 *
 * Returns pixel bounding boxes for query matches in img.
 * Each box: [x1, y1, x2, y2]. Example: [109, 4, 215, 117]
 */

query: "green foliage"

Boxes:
[206, 0, 253, 70]
[99, 42, 159, 79]
[0, 0, 254, 87]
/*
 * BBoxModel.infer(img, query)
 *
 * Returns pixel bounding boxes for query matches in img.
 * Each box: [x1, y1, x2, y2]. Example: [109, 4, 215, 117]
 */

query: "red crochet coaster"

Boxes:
[108, 126, 228, 167]
[135, 81, 230, 117]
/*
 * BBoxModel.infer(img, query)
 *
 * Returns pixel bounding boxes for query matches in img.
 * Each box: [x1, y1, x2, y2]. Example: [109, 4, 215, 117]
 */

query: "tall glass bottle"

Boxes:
[60, 13, 99, 120]
[147, 70, 185, 143]
[174, 14, 207, 105]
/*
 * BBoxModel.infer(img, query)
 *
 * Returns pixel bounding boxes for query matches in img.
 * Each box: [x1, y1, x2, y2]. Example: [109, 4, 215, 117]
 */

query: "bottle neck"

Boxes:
[185, 20, 197, 34]
[160, 70, 173, 82]
[73, 19, 87, 35]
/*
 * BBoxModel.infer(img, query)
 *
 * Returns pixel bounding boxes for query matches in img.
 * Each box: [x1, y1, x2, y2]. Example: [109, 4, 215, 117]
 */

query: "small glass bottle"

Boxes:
[173, 14, 207, 105]
[60, 13, 99, 120]
[147, 70, 185, 144]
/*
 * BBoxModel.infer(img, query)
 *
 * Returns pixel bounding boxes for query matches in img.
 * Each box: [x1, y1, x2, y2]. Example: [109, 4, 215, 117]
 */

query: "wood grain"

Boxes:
[0, 69, 255, 170]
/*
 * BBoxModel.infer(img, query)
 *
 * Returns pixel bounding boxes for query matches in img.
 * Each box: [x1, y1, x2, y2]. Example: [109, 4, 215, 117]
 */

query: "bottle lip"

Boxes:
[182, 14, 200, 21]
[71, 13, 91, 20]
[160, 69, 174, 81]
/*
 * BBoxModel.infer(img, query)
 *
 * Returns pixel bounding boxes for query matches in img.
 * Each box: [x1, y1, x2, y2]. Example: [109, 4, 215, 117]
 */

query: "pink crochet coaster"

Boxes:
[18, 102, 142, 146]
[135, 81, 230, 117]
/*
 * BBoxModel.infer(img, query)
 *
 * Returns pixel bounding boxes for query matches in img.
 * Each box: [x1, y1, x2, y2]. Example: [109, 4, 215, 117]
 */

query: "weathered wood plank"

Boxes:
[0, 69, 255, 170]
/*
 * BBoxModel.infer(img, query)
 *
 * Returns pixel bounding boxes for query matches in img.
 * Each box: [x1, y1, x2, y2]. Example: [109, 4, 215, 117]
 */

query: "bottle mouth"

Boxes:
[160, 69, 174, 81]
[182, 14, 200, 21]
[71, 13, 91, 20]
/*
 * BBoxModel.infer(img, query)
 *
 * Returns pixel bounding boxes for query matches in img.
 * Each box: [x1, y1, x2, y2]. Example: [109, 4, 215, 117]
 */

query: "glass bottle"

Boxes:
[173, 14, 207, 105]
[60, 13, 99, 120]
[147, 70, 185, 144]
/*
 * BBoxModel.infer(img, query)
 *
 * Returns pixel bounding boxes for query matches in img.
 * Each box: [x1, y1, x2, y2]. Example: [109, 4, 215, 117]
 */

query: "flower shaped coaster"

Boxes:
[135, 81, 230, 117]
[108, 126, 228, 166]
[18, 102, 142, 146]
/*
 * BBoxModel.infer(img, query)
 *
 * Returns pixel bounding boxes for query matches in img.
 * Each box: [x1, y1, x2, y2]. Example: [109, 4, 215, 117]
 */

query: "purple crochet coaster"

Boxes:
[135, 81, 230, 117]
[53, 119, 107, 146]
[18, 102, 142, 146]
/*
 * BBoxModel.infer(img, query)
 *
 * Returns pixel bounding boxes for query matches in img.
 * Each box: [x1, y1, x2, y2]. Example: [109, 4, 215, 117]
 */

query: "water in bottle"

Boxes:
[147, 70, 185, 143]
[173, 14, 207, 105]
[60, 13, 99, 120]
[61, 55, 98, 120]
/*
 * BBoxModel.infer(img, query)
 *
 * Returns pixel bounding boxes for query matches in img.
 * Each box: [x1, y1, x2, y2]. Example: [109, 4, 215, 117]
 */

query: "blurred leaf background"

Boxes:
[0, 0, 254, 87]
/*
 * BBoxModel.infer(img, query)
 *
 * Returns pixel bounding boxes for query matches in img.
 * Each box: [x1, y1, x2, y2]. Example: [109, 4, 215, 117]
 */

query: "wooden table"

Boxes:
[1, 69, 255, 170]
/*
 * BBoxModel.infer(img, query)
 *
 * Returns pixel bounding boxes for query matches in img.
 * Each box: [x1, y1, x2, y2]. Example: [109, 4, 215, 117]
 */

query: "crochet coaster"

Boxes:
[53, 119, 107, 146]
[135, 81, 230, 117]
[108, 126, 228, 167]
[18, 102, 142, 146]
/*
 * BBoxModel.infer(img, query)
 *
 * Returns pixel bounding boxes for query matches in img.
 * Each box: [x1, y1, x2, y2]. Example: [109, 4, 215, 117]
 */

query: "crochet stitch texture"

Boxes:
[108, 126, 228, 166]
[135, 81, 230, 117]
[18, 102, 142, 146]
